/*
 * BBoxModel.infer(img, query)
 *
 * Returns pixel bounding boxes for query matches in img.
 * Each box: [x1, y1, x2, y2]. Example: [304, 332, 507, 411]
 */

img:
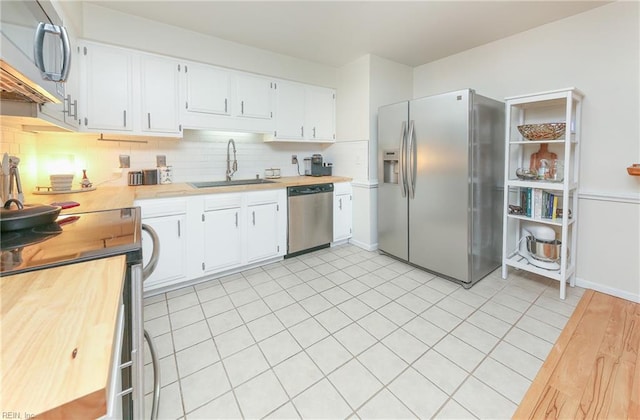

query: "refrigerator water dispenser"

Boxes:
[382, 150, 399, 184]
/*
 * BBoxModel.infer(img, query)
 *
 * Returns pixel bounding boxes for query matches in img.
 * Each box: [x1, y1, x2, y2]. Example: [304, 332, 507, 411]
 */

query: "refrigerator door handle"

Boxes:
[407, 120, 416, 199]
[400, 121, 407, 198]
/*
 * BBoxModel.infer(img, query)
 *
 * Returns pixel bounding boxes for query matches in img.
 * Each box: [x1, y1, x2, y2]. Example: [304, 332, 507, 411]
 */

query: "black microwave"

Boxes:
[0, 0, 71, 103]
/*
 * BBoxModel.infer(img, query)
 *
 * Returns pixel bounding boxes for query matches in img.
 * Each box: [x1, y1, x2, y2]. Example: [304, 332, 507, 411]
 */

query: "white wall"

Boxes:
[413, 2, 640, 301]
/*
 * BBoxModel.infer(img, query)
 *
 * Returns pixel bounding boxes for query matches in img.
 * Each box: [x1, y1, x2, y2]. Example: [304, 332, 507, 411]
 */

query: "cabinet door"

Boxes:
[247, 203, 279, 262]
[141, 55, 181, 134]
[203, 207, 243, 273]
[82, 43, 133, 131]
[274, 81, 305, 140]
[236, 74, 273, 120]
[185, 63, 230, 116]
[142, 214, 187, 290]
[334, 193, 353, 241]
[306, 86, 335, 141]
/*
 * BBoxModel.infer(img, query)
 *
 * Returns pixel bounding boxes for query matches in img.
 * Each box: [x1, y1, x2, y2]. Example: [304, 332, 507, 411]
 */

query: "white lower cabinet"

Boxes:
[202, 194, 243, 274]
[136, 198, 188, 292]
[333, 182, 353, 242]
[140, 190, 287, 293]
[197, 189, 286, 277]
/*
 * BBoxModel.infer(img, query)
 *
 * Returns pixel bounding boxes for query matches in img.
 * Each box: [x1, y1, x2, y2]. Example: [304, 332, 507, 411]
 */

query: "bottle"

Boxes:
[537, 159, 549, 180]
[81, 169, 92, 188]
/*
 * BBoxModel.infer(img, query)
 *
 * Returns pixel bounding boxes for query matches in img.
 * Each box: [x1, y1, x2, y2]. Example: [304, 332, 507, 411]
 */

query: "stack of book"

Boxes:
[518, 188, 559, 219]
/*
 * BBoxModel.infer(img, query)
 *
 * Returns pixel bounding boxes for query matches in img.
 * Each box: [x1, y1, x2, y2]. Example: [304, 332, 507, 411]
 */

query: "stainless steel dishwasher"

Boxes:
[287, 183, 334, 256]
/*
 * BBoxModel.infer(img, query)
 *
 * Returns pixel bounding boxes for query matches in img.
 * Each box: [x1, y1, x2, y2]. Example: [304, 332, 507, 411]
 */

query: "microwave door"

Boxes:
[0, 0, 68, 102]
[1, 1, 51, 62]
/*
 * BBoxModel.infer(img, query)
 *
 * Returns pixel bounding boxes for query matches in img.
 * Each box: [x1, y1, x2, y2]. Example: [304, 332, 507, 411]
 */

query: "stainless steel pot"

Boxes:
[526, 236, 562, 262]
[1, 199, 61, 232]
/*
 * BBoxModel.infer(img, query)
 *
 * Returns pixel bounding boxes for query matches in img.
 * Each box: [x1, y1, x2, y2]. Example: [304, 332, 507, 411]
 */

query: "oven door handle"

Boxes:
[141, 224, 160, 281]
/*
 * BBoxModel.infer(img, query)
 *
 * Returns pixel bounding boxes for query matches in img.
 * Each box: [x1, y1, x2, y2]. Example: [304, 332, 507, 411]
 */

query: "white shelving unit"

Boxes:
[501, 88, 583, 299]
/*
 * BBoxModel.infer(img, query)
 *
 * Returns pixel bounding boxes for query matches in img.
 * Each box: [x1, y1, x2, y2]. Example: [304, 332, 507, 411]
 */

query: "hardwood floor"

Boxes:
[514, 289, 640, 419]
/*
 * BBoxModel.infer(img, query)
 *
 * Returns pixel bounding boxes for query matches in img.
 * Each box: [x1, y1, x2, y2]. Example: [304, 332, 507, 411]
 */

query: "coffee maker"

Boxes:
[307, 154, 332, 176]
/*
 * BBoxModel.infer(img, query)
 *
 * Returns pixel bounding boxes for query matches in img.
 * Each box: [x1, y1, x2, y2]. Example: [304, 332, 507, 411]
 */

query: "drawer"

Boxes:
[246, 189, 284, 206]
[135, 198, 187, 217]
[204, 193, 243, 211]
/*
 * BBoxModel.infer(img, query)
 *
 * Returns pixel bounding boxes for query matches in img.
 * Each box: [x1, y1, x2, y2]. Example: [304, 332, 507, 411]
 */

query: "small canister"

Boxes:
[158, 166, 173, 184]
[142, 169, 158, 185]
[128, 171, 142, 186]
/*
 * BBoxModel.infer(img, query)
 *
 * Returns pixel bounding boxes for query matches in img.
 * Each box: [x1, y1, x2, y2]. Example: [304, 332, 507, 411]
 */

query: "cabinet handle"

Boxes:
[63, 94, 71, 114]
[224, 98, 228, 113]
[177, 220, 181, 237]
[235, 212, 238, 227]
[202, 262, 205, 271]
[301, 126, 304, 137]
[252, 211, 255, 226]
[147, 113, 151, 129]
[339, 197, 342, 210]
[241, 101, 244, 114]
[72, 99, 78, 118]
[313, 127, 316, 138]
[123, 110, 127, 127]
[202, 214, 205, 222]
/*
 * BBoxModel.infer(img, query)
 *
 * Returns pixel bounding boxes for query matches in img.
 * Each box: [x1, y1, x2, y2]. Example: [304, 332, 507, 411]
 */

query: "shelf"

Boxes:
[506, 213, 575, 227]
[508, 139, 577, 145]
[504, 253, 575, 282]
[506, 180, 577, 191]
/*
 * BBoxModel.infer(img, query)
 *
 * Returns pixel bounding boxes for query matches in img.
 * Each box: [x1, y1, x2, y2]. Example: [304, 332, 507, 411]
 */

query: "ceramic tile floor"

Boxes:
[142, 244, 584, 419]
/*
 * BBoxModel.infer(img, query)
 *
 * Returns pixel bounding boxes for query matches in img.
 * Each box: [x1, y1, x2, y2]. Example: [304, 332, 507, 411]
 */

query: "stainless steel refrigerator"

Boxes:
[377, 89, 504, 287]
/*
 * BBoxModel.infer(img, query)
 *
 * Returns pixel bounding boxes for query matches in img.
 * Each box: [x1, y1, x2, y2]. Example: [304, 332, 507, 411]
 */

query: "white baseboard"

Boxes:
[575, 276, 640, 303]
[349, 238, 378, 252]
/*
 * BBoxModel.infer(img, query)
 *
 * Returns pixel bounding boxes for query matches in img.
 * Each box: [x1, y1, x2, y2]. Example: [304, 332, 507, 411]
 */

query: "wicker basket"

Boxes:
[517, 123, 566, 140]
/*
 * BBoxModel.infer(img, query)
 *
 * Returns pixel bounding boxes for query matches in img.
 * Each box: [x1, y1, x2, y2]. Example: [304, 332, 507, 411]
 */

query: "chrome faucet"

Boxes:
[226, 139, 237, 181]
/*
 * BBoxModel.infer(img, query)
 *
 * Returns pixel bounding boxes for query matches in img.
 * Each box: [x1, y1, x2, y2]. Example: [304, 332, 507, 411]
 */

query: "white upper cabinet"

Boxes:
[180, 62, 276, 132]
[306, 86, 336, 141]
[269, 80, 336, 143]
[76, 41, 334, 138]
[140, 54, 181, 135]
[274, 80, 306, 140]
[79, 41, 181, 137]
[184, 63, 231, 116]
[80, 42, 133, 132]
[234, 73, 273, 120]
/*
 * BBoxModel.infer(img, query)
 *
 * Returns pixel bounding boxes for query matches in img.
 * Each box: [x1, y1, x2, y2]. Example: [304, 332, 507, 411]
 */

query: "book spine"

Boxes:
[552, 195, 559, 220]
[533, 189, 542, 219]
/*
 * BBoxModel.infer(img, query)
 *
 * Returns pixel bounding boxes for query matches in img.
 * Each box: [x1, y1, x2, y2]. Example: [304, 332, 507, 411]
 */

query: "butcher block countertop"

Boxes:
[23, 176, 352, 211]
[0, 256, 126, 419]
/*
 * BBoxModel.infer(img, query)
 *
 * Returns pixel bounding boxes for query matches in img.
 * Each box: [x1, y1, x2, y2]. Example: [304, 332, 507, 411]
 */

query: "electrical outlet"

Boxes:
[291, 155, 298, 164]
[119, 155, 130, 168]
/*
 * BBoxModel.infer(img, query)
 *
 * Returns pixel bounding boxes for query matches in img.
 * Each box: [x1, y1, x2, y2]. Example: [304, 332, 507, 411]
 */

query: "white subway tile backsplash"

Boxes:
[1, 127, 343, 189]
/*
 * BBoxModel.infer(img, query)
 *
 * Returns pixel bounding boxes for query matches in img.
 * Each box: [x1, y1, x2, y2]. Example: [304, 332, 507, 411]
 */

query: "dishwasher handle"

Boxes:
[287, 183, 334, 197]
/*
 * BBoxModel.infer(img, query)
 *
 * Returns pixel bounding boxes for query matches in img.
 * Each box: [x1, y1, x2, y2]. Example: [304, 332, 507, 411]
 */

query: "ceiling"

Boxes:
[86, 1, 608, 68]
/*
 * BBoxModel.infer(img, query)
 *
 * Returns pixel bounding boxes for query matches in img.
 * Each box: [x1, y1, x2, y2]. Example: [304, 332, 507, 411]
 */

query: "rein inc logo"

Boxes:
[2, 412, 34, 419]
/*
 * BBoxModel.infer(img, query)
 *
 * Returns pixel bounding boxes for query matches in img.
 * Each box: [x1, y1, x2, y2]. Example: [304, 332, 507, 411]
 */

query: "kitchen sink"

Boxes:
[189, 179, 277, 188]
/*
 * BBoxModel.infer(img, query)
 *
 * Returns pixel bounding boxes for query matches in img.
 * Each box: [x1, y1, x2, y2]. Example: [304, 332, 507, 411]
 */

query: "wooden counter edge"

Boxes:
[38, 389, 106, 420]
